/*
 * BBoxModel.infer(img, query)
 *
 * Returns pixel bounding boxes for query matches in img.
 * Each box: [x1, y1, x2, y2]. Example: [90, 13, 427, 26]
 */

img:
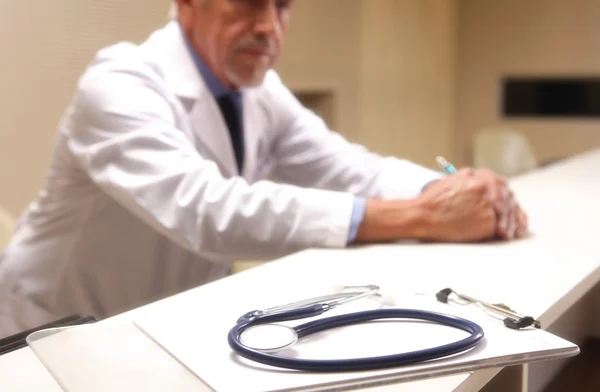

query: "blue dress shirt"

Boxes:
[348, 198, 366, 242]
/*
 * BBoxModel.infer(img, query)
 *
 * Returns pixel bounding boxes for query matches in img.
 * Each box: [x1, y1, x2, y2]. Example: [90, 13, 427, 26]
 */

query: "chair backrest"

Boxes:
[472, 128, 538, 177]
[0, 206, 15, 251]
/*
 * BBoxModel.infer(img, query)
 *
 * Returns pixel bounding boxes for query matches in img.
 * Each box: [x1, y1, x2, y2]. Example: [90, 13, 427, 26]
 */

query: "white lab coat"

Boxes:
[0, 21, 441, 336]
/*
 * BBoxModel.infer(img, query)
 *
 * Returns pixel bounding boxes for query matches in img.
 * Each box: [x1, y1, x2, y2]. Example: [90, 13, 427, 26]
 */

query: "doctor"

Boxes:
[0, 0, 527, 337]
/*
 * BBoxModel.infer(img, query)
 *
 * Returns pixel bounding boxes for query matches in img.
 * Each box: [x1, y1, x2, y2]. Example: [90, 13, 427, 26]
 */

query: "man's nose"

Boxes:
[253, 1, 281, 38]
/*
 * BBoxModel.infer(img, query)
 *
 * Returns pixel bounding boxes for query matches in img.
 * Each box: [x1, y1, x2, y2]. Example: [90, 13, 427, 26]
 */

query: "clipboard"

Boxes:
[130, 290, 579, 392]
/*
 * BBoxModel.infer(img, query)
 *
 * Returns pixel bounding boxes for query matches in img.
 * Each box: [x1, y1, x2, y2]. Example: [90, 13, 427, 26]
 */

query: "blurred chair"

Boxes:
[0, 206, 15, 251]
[472, 127, 538, 177]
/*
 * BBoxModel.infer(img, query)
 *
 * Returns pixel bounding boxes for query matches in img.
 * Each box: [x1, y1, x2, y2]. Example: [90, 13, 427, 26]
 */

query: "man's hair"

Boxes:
[168, 3, 178, 20]
[168, 0, 208, 20]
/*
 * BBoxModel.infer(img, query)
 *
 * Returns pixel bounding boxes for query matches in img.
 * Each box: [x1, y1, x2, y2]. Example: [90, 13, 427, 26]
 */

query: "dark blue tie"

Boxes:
[217, 93, 244, 174]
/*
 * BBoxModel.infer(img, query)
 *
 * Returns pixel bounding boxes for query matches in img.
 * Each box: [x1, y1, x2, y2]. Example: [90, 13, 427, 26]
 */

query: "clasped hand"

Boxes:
[420, 168, 528, 242]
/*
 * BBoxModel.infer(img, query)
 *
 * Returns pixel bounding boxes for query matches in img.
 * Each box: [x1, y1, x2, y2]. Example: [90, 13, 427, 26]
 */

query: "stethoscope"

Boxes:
[228, 285, 484, 372]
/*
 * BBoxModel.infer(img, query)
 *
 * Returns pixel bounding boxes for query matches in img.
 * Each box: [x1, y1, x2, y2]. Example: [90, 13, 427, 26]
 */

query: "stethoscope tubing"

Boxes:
[229, 307, 484, 372]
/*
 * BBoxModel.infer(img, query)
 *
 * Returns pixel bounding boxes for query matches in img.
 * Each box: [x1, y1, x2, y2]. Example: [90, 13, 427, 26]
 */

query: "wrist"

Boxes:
[354, 198, 432, 243]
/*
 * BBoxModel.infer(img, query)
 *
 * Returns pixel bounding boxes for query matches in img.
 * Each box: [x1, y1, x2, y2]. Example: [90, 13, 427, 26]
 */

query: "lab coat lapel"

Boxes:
[240, 90, 260, 180]
[188, 97, 238, 177]
[157, 21, 238, 177]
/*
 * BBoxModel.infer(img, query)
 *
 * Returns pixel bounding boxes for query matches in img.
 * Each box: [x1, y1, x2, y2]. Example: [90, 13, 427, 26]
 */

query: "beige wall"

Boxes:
[278, 0, 458, 167]
[456, 0, 600, 167]
[357, 0, 457, 167]
[0, 1, 169, 217]
[275, 0, 362, 141]
[4, 1, 599, 218]
[0, 0, 458, 218]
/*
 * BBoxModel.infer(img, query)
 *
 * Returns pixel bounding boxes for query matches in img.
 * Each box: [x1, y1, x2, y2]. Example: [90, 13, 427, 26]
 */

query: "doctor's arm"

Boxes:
[266, 75, 441, 201]
[266, 73, 526, 241]
[66, 69, 360, 262]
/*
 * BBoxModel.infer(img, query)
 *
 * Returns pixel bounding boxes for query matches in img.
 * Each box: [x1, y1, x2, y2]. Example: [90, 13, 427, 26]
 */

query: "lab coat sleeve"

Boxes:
[65, 67, 355, 262]
[265, 72, 443, 200]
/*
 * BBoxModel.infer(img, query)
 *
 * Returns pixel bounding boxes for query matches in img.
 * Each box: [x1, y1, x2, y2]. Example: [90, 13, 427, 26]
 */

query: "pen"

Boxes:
[436, 156, 457, 175]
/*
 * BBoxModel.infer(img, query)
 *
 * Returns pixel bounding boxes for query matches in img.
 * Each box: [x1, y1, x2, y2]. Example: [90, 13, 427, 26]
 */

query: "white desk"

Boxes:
[3, 148, 600, 392]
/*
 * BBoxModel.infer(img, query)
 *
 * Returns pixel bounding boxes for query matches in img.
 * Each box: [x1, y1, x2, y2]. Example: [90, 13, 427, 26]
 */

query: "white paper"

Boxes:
[133, 289, 579, 392]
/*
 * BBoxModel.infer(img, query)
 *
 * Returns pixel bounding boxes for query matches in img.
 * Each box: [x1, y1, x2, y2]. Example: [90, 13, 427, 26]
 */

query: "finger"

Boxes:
[495, 190, 510, 239]
[475, 169, 503, 203]
[477, 171, 507, 236]
[484, 205, 498, 240]
[505, 192, 518, 239]
[516, 207, 528, 237]
[491, 171, 508, 187]
[489, 174, 514, 238]
[469, 170, 505, 238]
[468, 169, 520, 240]
[496, 184, 523, 240]
[457, 167, 474, 177]
[475, 169, 507, 188]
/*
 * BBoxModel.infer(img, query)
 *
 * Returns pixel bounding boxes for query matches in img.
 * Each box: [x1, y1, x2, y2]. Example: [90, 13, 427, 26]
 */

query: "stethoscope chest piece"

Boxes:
[240, 323, 298, 353]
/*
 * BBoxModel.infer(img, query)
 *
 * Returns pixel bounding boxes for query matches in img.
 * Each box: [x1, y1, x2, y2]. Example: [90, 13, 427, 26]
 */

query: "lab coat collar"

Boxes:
[155, 21, 208, 101]
[147, 21, 254, 178]
[179, 22, 233, 100]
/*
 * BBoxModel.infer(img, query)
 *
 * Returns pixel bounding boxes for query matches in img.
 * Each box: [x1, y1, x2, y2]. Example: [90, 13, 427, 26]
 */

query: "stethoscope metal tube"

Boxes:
[228, 286, 485, 372]
[237, 285, 380, 323]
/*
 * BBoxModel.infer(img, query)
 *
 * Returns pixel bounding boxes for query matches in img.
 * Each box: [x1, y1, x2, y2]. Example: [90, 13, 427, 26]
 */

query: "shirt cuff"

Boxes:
[347, 197, 367, 244]
[421, 179, 440, 193]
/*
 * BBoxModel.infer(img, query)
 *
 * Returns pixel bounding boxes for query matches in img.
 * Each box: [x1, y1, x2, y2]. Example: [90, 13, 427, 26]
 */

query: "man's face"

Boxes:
[177, 0, 293, 89]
